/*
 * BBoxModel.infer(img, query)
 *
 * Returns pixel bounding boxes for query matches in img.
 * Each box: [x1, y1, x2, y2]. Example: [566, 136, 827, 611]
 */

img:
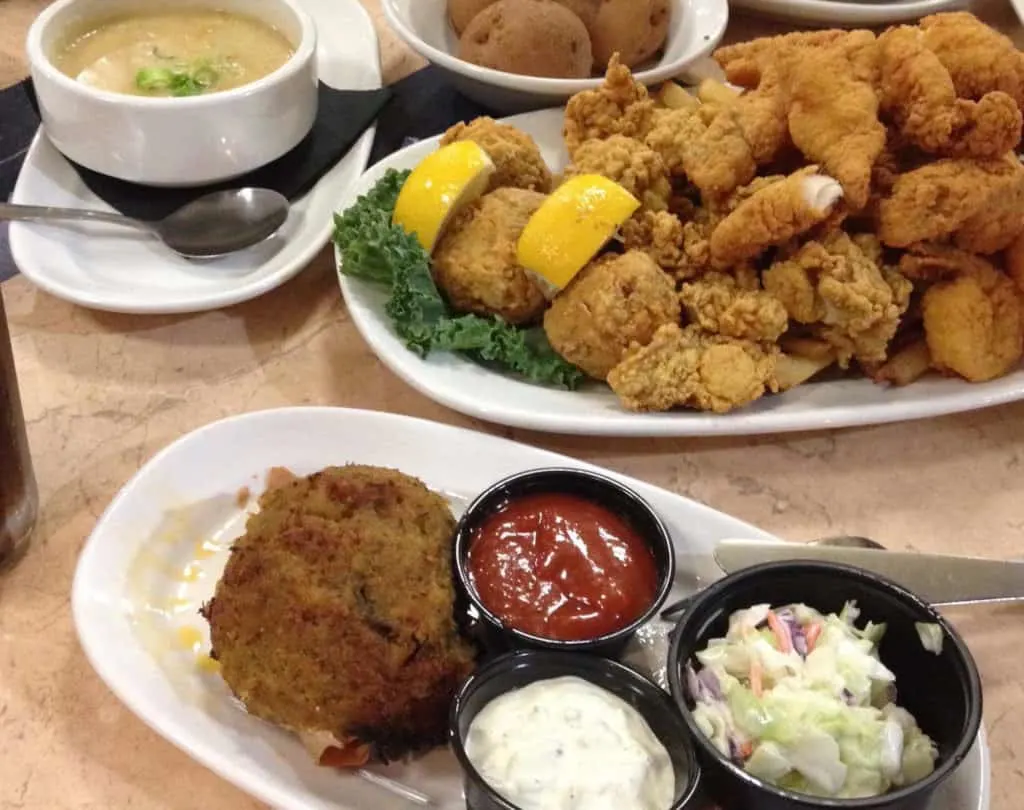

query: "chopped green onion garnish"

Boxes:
[134, 60, 221, 97]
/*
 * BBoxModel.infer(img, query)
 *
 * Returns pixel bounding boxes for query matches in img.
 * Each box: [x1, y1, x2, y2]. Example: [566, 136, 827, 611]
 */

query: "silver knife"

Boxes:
[713, 539, 1024, 606]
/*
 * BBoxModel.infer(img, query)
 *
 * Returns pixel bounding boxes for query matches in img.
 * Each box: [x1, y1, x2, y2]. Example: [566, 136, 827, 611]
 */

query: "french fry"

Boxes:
[697, 78, 741, 106]
[776, 353, 836, 392]
[780, 337, 835, 362]
[872, 339, 932, 387]
[656, 81, 700, 111]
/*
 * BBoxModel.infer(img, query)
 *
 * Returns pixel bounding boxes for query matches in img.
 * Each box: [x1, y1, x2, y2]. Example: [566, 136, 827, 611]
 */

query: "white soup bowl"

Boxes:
[26, 0, 319, 187]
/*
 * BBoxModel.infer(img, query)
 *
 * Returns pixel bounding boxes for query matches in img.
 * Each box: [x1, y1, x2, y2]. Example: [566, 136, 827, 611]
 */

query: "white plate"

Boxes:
[729, 0, 966, 27]
[9, 0, 381, 315]
[71, 406, 990, 810]
[382, 0, 729, 114]
[336, 107, 1024, 438]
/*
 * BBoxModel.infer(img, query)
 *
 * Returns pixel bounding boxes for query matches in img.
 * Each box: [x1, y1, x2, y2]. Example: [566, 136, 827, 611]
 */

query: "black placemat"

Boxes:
[0, 81, 39, 203]
[368, 67, 493, 165]
[3, 79, 391, 220]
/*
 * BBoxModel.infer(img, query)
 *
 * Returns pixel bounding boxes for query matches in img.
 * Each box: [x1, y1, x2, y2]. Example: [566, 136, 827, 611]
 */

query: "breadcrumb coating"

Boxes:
[544, 251, 680, 380]
[441, 117, 553, 193]
[607, 323, 780, 413]
[563, 135, 672, 210]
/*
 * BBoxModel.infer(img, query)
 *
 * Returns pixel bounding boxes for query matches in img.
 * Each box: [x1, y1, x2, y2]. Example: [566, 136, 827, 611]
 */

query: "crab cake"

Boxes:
[202, 465, 477, 765]
[544, 250, 680, 380]
[433, 187, 549, 324]
[440, 117, 553, 193]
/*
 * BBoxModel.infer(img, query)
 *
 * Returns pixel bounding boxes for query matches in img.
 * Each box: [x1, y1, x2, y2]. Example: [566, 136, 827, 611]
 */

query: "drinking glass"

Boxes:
[0, 289, 37, 568]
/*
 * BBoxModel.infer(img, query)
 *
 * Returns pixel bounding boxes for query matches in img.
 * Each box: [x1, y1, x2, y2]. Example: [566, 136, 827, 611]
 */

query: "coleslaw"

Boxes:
[687, 601, 938, 798]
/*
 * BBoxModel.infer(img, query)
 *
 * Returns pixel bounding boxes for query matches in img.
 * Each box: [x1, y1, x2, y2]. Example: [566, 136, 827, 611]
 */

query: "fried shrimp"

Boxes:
[877, 157, 1023, 248]
[877, 26, 1023, 160]
[919, 12, 1024, 109]
[922, 258, 1023, 382]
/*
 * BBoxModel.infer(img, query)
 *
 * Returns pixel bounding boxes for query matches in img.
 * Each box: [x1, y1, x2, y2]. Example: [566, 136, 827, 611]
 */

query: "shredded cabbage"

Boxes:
[916, 622, 944, 655]
[689, 601, 938, 798]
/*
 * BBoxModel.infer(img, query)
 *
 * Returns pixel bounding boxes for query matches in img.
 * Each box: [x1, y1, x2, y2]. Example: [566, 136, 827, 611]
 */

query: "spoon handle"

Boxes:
[0, 203, 151, 232]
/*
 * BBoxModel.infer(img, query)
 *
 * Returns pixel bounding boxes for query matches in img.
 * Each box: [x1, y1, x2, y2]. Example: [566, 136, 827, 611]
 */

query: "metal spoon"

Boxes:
[660, 535, 885, 621]
[0, 188, 290, 259]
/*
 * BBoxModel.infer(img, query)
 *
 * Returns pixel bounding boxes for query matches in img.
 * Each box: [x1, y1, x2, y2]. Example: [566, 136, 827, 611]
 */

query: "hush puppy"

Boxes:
[448, 0, 600, 36]
[459, 0, 593, 80]
[590, 0, 671, 69]
[555, 0, 601, 29]
[202, 465, 478, 766]
[433, 187, 549, 324]
[544, 250, 681, 379]
[441, 117, 553, 193]
[448, 0, 496, 34]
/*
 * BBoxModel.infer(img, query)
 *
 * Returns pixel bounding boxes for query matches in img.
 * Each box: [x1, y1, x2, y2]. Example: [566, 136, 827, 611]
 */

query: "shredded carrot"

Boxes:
[739, 741, 754, 759]
[806, 622, 822, 651]
[750, 658, 763, 697]
[320, 742, 372, 769]
[767, 611, 792, 653]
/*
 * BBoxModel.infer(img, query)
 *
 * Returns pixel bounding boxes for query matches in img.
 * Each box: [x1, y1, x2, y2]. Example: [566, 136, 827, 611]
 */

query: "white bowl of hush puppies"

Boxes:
[381, 0, 729, 113]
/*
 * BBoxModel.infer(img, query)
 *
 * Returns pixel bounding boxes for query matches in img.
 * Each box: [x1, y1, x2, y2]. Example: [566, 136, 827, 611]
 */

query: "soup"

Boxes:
[52, 11, 294, 97]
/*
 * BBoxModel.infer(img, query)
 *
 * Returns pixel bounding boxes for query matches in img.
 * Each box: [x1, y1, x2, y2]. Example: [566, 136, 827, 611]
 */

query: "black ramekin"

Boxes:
[666, 560, 984, 810]
[451, 649, 703, 810]
[452, 467, 676, 658]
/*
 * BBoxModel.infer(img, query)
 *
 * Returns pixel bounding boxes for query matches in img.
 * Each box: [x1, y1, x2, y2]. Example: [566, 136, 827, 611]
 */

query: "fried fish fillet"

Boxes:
[202, 465, 478, 766]
[709, 168, 843, 268]
[784, 45, 887, 210]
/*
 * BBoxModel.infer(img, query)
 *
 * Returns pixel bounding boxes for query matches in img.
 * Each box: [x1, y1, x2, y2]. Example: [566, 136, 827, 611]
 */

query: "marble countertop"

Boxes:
[1, 1, 1023, 808]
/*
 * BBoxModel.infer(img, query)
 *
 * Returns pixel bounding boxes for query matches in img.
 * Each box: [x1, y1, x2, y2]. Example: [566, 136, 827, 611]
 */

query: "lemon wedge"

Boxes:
[392, 141, 495, 253]
[517, 174, 640, 293]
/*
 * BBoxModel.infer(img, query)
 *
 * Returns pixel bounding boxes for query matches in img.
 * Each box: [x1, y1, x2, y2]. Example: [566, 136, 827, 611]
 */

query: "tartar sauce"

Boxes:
[465, 675, 675, 810]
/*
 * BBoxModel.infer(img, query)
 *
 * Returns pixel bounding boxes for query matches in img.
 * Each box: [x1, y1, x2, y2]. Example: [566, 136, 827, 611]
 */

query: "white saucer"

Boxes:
[730, 0, 967, 26]
[9, 0, 381, 315]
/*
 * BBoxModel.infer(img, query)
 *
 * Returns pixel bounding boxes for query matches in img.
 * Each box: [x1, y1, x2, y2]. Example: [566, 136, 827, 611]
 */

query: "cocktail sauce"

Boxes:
[467, 491, 659, 641]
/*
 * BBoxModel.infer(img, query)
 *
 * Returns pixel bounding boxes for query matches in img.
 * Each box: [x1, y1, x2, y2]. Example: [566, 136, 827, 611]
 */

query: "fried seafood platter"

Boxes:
[335, 12, 1024, 422]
